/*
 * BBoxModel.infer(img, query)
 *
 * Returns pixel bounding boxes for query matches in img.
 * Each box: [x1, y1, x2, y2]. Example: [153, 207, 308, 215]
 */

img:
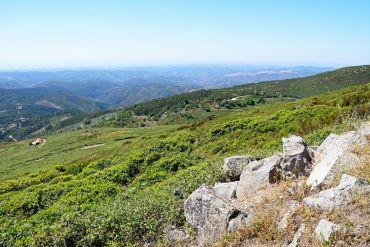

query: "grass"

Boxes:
[0, 125, 179, 182]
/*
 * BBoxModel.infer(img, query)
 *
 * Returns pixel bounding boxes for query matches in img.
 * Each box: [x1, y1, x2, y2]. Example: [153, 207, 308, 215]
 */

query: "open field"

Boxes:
[0, 125, 178, 182]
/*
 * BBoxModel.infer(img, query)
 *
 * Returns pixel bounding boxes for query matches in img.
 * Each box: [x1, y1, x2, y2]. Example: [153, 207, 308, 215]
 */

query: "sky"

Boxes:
[0, 0, 370, 69]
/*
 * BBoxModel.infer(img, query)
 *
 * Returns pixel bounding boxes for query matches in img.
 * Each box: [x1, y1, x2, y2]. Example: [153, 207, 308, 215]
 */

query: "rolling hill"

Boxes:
[0, 88, 108, 140]
[128, 65, 370, 116]
[0, 87, 107, 122]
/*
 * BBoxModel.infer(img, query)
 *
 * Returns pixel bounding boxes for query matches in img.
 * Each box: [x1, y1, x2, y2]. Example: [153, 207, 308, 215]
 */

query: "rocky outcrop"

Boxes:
[306, 122, 369, 188]
[213, 181, 237, 200]
[236, 136, 315, 199]
[183, 185, 250, 246]
[236, 154, 282, 198]
[314, 219, 341, 242]
[222, 156, 251, 181]
[288, 224, 305, 247]
[183, 123, 369, 246]
[304, 174, 370, 211]
[280, 135, 313, 177]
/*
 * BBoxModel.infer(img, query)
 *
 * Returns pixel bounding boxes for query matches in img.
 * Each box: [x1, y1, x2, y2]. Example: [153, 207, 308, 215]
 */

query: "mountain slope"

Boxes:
[129, 65, 370, 115]
[0, 88, 108, 140]
[0, 87, 107, 118]
[0, 82, 368, 246]
[98, 83, 197, 106]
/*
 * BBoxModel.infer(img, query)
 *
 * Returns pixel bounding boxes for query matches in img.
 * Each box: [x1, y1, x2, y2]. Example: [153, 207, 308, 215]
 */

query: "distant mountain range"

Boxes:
[0, 65, 332, 88]
[0, 65, 331, 107]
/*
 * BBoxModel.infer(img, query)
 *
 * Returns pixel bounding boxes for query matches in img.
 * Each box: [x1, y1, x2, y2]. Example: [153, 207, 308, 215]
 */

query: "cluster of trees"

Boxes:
[220, 97, 265, 109]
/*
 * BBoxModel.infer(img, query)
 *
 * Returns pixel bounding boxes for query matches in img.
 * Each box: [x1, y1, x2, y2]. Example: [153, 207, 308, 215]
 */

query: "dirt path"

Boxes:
[80, 144, 105, 150]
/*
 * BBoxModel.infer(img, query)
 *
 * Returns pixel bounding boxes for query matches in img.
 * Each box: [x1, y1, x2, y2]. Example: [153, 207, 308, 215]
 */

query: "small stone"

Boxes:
[173, 188, 183, 198]
[277, 201, 299, 231]
[314, 219, 341, 242]
[288, 224, 305, 247]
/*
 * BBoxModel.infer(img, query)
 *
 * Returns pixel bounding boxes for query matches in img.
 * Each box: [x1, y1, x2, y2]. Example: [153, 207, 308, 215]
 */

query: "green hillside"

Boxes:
[129, 65, 370, 116]
[0, 82, 368, 246]
[0, 88, 108, 141]
[0, 88, 107, 118]
[98, 83, 196, 106]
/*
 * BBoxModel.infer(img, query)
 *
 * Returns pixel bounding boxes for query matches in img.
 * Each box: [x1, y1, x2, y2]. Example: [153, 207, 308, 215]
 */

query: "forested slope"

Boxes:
[129, 65, 370, 116]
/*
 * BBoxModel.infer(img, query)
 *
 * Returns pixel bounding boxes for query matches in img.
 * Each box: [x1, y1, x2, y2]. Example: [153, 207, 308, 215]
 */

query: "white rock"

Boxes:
[236, 154, 282, 198]
[288, 224, 305, 247]
[183, 185, 250, 246]
[213, 181, 238, 200]
[314, 219, 341, 242]
[304, 174, 369, 211]
[281, 135, 313, 177]
[278, 201, 299, 231]
[307, 123, 369, 188]
[222, 156, 251, 181]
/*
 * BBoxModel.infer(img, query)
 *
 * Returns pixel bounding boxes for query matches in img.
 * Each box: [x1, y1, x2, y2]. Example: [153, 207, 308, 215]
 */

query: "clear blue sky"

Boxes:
[1, 0, 369, 69]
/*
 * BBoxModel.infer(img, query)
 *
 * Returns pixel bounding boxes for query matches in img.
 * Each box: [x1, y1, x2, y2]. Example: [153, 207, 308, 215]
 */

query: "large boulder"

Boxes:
[306, 123, 369, 188]
[314, 219, 341, 242]
[304, 174, 370, 211]
[280, 135, 313, 177]
[222, 156, 251, 181]
[236, 154, 282, 199]
[184, 185, 250, 246]
[213, 181, 238, 200]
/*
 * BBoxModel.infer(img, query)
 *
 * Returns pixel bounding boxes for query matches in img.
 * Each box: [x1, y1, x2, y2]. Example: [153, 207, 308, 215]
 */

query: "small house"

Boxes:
[30, 138, 45, 146]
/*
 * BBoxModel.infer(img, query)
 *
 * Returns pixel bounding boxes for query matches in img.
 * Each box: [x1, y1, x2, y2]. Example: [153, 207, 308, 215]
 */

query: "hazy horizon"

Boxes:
[1, 0, 370, 69]
[0, 63, 339, 72]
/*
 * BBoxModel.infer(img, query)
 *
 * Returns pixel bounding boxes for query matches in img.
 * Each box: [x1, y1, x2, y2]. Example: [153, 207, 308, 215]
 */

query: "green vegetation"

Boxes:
[0, 125, 178, 182]
[0, 82, 368, 246]
[0, 88, 108, 141]
[128, 65, 370, 117]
